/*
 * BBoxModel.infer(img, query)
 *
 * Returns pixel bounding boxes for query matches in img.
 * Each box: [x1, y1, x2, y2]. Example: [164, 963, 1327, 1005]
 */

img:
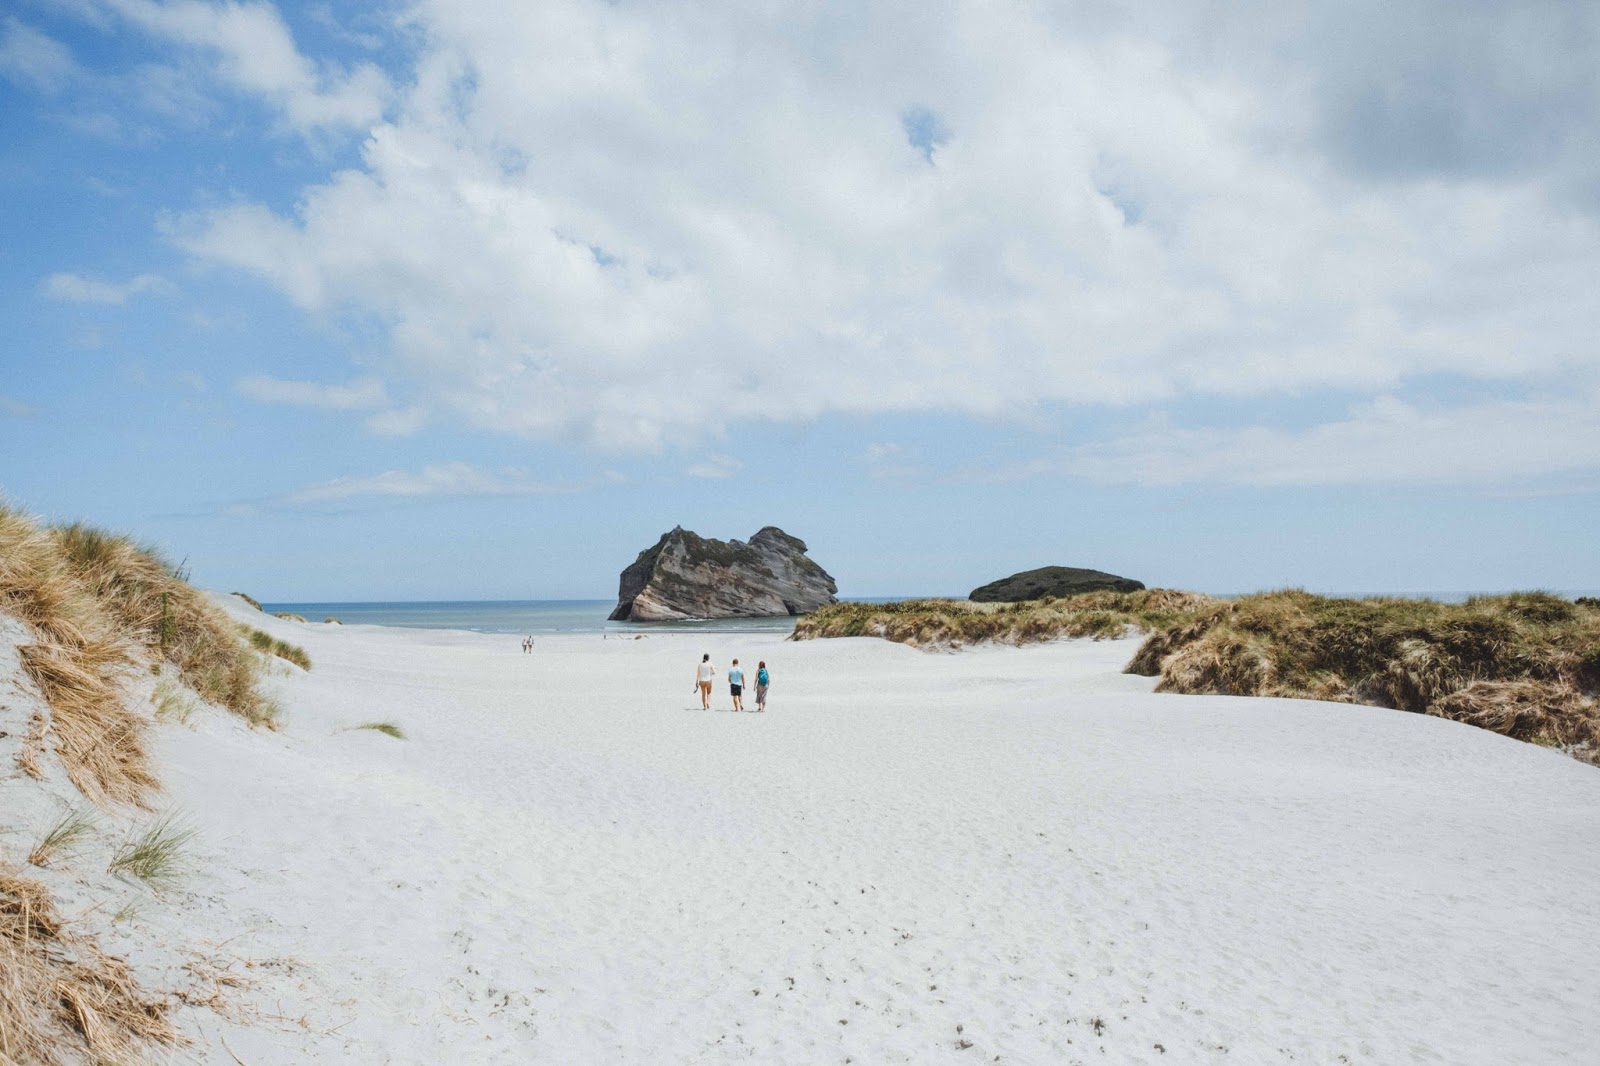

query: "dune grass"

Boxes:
[345, 721, 406, 740]
[1, 502, 285, 807]
[230, 592, 262, 611]
[243, 626, 312, 671]
[107, 815, 196, 892]
[1127, 589, 1600, 763]
[26, 809, 96, 869]
[1, 868, 179, 1064]
[792, 589, 1217, 648]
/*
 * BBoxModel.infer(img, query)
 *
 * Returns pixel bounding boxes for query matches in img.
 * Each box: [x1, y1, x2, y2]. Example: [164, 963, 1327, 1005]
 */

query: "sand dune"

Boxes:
[12, 596, 1599, 1063]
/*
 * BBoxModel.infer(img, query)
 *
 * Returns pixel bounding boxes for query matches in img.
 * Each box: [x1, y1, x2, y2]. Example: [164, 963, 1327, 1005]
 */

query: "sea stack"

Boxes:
[969, 565, 1144, 602]
[609, 526, 839, 621]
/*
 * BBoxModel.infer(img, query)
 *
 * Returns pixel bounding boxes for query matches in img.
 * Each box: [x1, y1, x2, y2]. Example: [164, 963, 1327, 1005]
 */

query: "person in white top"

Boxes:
[694, 653, 716, 710]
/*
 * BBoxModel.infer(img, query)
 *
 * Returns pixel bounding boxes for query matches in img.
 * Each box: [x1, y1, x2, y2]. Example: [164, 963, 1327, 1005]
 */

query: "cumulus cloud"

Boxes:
[145, 0, 1600, 480]
[42, 271, 171, 304]
[1034, 393, 1600, 488]
[236, 375, 387, 410]
[279, 462, 569, 506]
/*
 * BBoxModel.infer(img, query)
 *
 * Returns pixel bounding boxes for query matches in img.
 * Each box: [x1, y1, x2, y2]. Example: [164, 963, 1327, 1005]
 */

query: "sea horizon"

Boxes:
[257, 588, 1600, 635]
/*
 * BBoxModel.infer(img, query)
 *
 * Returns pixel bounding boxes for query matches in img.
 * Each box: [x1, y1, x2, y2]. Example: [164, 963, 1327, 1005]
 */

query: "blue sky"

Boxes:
[3, 0, 1598, 601]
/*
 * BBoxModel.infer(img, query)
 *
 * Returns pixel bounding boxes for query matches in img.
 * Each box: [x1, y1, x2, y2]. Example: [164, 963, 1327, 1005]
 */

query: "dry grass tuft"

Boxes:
[1429, 681, 1600, 765]
[19, 643, 157, 809]
[793, 589, 1218, 649]
[1, 868, 180, 1065]
[27, 809, 96, 869]
[230, 592, 262, 611]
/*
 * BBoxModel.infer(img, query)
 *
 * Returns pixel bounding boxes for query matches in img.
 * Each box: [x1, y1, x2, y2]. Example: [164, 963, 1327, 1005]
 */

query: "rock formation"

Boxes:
[609, 527, 838, 621]
[969, 566, 1144, 602]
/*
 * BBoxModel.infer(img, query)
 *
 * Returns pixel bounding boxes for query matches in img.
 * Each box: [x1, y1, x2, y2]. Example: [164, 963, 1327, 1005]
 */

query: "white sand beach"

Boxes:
[8, 596, 1600, 1064]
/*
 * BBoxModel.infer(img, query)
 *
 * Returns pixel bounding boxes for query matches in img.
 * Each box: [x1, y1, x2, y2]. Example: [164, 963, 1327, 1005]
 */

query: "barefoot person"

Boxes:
[694, 653, 716, 710]
[755, 660, 770, 712]
[729, 658, 746, 712]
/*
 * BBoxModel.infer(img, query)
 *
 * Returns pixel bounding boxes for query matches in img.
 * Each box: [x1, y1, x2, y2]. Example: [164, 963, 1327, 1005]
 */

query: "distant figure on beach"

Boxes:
[729, 659, 746, 712]
[522, 635, 533, 654]
[755, 660, 770, 712]
[695, 653, 716, 709]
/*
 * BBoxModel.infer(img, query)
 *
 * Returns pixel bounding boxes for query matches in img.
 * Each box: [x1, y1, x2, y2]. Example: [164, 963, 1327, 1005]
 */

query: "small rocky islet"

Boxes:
[969, 565, 1144, 602]
[609, 526, 839, 621]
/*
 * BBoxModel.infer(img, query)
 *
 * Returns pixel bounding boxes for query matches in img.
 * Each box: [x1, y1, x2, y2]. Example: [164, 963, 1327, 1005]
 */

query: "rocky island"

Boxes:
[969, 565, 1145, 602]
[609, 526, 839, 621]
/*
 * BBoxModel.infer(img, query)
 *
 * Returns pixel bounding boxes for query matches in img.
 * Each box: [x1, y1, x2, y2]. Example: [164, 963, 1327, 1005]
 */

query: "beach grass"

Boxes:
[346, 721, 406, 740]
[26, 809, 96, 869]
[1130, 589, 1600, 763]
[108, 815, 196, 891]
[242, 626, 312, 671]
[1, 501, 286, 806]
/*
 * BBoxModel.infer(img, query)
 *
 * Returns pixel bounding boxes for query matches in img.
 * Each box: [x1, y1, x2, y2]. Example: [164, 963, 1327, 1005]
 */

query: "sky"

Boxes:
[2, 0, 1598, 601]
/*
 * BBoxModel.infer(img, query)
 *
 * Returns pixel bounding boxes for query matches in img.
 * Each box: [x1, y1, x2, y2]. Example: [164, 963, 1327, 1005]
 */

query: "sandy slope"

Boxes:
[14, 597, 1599, 1064]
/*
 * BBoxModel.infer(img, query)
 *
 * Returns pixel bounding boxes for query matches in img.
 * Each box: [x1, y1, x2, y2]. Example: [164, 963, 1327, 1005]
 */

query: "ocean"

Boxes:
[257, 599, 809, 635]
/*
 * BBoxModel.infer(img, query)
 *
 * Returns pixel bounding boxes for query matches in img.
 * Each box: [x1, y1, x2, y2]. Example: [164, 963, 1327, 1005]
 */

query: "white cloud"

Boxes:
[99, 0, 389, 132]
[147, 0, 1600, 480]
[42, 271, 171, 304]
[1039, 394, 1600, 488]
[236, 375, 387, 410]
[279, 462, 567, 506]
[685, 454, 742, 479]
[0, 18, 78, 92]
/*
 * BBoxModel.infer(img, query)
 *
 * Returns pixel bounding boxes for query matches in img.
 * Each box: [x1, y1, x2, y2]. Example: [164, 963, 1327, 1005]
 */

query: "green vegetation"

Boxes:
[26, 809, 95, 869]
[797, 588, 1600, 765]
[243, 626, 312, 670]
[346, 721, 406, 740]
[107, 815, 196, 891]
[792, 589, 1217, 647]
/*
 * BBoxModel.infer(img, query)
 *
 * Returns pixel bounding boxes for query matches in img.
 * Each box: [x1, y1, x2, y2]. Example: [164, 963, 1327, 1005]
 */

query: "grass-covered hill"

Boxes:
[794, 589, 1600, 765]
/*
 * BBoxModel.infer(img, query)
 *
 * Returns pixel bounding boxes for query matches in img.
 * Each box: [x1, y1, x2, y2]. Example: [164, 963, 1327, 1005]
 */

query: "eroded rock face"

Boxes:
[609, 526, 839, 621]
[969, 566, 1144, 602]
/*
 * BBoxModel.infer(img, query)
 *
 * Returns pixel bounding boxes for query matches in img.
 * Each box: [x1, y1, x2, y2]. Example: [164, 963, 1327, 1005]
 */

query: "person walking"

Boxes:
[728, 658, 746, 712]
[694, 653, 716, 710]
[755, 660, 770, 712]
